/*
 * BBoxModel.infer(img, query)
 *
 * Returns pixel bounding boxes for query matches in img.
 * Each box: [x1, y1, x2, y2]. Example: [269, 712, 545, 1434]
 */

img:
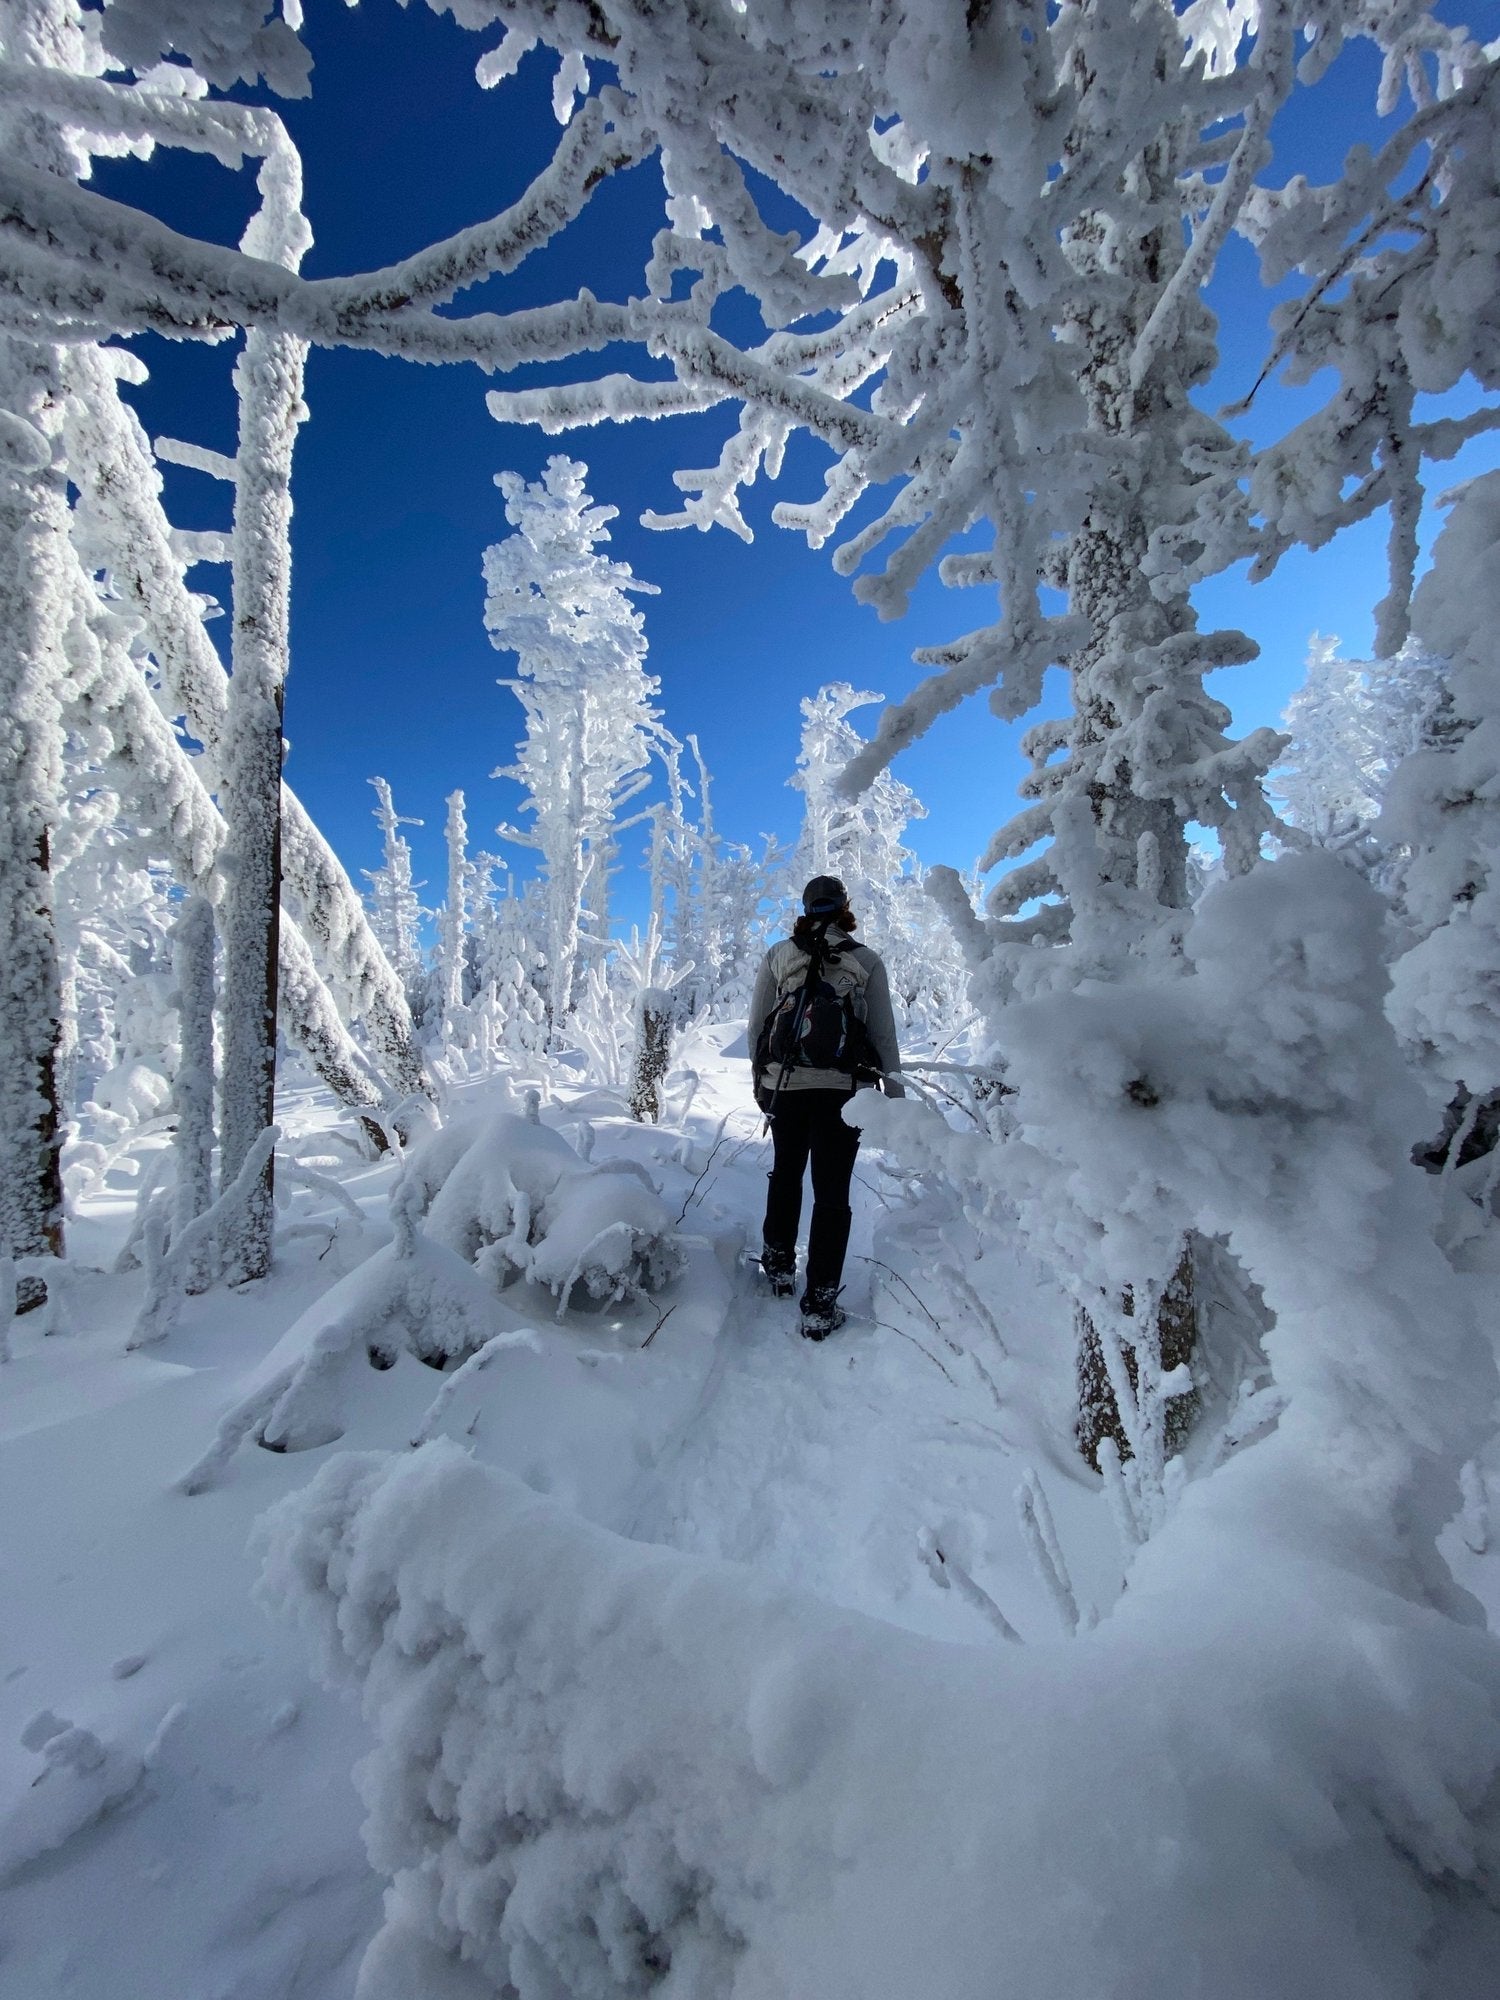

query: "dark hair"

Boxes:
[792, 905, 857, 950]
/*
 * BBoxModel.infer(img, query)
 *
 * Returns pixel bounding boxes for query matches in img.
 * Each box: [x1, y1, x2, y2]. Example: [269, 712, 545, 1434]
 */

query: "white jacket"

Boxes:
[747, 930, 905, 1097]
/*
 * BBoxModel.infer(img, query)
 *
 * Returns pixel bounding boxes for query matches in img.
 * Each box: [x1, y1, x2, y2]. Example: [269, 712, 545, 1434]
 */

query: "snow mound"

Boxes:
[424, 1111, 683, 1308]
[0, 1713, 143, 1887]
[179, 1109, 687, 1486]
[180, 1231, 508, 1478]
[257, 1440, 1500, 2000]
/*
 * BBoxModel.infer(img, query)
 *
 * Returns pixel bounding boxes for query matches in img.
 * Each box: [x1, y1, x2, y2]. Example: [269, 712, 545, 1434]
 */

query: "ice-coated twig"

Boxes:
[1016, 1469, 1080, 1637]
[176, 1361, 298, 1496]
[917, 1530, 1023, 1644]
[1096, 1438, 1144, 1556]
[409, 1327, 545, 1448]
[674, 1113, 740, 1222]
[868, 1319, 957, 1388]
[640, 1303, 676, 1350]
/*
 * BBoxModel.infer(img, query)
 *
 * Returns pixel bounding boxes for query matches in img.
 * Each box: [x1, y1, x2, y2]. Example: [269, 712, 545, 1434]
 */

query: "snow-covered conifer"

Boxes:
[362, 777, 426, 1018]
[1276, 632, 1441, 859]
[436, 789, 473, 1053]
[484, 457, 663, 1035]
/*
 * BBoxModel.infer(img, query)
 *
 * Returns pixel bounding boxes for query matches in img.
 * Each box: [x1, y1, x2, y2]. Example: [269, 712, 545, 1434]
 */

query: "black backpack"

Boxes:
[755, 935, 881, 1105]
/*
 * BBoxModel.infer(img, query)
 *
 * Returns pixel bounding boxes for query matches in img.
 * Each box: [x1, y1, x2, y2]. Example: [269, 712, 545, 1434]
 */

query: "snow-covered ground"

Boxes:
[0, 1028, 1085, 1998]
[4, 1025, 1499, 1999]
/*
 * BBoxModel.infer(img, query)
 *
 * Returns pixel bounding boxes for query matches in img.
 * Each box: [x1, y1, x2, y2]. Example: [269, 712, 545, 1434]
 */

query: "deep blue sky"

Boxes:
[91, 0, 1500, 923]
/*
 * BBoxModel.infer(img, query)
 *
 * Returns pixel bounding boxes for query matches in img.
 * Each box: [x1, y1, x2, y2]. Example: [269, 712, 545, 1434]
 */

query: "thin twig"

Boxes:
[868, 1316, 957, 1386]
[858, 1253, 943, 1334]
[641, 1303, 677, 1349]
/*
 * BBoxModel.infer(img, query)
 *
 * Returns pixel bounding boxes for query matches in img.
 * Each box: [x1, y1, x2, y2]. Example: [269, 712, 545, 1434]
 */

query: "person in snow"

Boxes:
[748, 875, 904, 1339]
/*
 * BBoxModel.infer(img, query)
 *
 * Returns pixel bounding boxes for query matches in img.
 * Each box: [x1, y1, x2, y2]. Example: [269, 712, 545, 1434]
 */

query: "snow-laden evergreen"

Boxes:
[787, 682, 966, 1035]
[1277, 631, 1442, 862]
[484, 456, 665, 1036]
[361, 778, 426, 1020]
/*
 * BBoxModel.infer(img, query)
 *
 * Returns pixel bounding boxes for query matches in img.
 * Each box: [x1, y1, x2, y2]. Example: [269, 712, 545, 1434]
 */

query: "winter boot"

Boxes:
[799, 1284, 846, 1341]
[760, 1244, 796, 1298]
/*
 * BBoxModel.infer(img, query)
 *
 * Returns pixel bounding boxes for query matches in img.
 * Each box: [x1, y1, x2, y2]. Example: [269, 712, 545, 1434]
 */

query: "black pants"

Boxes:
[763, 1089, 860, 1293]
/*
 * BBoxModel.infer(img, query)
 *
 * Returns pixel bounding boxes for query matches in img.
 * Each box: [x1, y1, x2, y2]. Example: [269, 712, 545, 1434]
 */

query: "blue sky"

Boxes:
[92, 0, 1500, 925]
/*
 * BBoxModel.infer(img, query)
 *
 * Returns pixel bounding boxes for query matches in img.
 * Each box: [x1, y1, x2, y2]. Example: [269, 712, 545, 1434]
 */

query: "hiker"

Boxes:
[748, 874, 904, 1339]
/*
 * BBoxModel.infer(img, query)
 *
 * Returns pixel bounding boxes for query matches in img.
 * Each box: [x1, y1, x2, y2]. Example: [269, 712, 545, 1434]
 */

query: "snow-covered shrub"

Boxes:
[864, 851, 1494, 1556]
[179, 1227, 507, 1478]
[257, 1438, 1500, 2000]
[424, 1110, 682, 1310]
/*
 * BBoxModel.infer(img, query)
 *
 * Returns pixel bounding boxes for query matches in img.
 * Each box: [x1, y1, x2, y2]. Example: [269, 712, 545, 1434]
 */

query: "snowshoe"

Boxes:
[760, 1245, 796, 1299]
[799, 1286, 846, 1340]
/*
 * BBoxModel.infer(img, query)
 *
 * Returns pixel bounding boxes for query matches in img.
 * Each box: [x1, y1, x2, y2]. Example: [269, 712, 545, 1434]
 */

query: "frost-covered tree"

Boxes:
[646, 730, 729, 1015]
[0, 0, 84, 1290]
[363, 777, 426, 1018]
[786, 681, 963, 1033]
[470, 861, 549, 1063]
[217, 150, 310, 1286]
[1384, 474, 1500, 1116]
[790, 685, 923, 898]
[428, 788, 478, 1058]
[483, 457, 663, 1035]
[1276, 632, 1441, 856]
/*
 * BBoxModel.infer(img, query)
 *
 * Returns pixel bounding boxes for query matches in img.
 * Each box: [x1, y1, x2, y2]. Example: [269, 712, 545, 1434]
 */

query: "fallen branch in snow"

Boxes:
[917, 1528, 1023, 1643]
[1016, 1470, 1082, 1636]
[640, 1303, 677, 1350]
[409, 1327, 545, 1448]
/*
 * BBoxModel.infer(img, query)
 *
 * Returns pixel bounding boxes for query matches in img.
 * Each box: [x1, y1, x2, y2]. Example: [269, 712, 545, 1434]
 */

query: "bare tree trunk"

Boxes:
[219, 327, 305, 1283]
[1075, 1242, 1198, 1471]
[628, 992, 673, 1123]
